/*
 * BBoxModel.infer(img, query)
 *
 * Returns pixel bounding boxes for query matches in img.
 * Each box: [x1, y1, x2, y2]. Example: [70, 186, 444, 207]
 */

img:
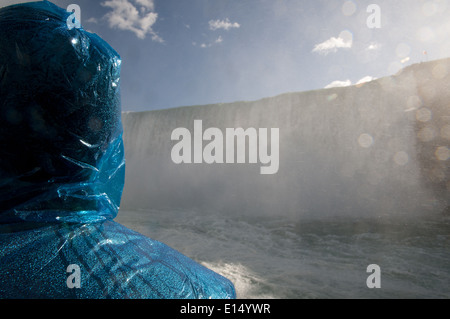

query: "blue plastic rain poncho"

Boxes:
[0, 1, 235, 299]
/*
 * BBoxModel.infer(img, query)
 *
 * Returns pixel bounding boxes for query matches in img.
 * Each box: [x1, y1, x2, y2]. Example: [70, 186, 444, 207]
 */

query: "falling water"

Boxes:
[116, 58, 450, 298]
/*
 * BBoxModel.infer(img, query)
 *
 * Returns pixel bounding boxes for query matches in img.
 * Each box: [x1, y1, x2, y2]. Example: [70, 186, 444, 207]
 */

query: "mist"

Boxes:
[120, 58, 450, 222]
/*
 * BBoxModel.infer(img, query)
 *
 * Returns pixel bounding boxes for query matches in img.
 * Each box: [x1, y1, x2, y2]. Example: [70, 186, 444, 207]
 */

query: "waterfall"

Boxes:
[120, 58, 450, 220]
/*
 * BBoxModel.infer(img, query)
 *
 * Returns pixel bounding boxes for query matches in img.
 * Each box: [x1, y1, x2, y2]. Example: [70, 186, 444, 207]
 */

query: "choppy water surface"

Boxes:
[116, 209, 450, 299]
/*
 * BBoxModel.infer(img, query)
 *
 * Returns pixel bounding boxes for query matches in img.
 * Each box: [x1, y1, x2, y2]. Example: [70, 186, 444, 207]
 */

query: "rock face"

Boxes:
[121, 58, 450, 220]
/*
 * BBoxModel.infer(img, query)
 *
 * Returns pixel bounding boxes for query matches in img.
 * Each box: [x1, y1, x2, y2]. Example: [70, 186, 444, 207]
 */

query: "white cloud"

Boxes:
[325, 75, 375, 89]
[356, 76, 376, 84]
[209, 18, 240, 31]
[313, 30, 353, 55]
[101, 0, 162, 41]
[325, 80, 352, 89]
[194, 18, 239, 49]
[400, 57, 410, 64]
[86, 17, 99, 24]
[197, 36, 224, 48]
[134, 0, 155, 11]
[367, 42, 381, 51]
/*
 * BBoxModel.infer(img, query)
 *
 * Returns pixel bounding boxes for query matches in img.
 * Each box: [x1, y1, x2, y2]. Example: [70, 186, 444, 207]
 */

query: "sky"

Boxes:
[1, 0, 450, 112]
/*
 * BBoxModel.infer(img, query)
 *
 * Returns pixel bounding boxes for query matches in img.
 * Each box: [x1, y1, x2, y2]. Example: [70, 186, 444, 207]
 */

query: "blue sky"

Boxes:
[2, 0, 450, 111]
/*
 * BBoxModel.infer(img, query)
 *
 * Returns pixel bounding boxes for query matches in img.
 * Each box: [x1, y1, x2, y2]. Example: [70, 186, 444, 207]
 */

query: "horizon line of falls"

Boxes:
[120, 58, 450, 221]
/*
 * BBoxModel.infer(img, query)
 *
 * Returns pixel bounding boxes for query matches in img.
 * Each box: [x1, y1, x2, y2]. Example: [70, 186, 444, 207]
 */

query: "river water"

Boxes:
[116, 208, 450, 299]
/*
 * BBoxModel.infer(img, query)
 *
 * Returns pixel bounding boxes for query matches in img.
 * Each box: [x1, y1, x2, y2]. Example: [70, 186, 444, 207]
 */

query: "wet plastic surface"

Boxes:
[0, 1, 235, 299]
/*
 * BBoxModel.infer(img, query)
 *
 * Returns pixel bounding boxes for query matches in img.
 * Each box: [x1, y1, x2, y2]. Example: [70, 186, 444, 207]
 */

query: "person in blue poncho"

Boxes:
[0, 1, 235, 299]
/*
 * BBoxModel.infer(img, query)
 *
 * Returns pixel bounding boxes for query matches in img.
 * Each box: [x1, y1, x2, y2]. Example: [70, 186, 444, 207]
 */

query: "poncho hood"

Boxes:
[0, 1, 125, 224]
